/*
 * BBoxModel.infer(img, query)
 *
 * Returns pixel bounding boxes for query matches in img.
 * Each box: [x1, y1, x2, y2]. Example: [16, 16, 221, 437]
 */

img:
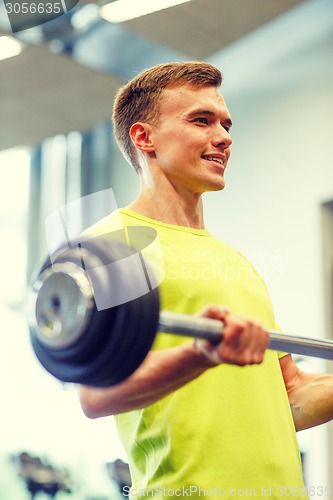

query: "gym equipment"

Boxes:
[27, 234, 333, 387]
[11, 452, 71, 499]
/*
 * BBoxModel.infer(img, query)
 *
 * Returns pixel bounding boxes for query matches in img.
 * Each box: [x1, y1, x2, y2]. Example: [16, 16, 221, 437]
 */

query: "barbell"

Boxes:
[27, 233, 333, 387]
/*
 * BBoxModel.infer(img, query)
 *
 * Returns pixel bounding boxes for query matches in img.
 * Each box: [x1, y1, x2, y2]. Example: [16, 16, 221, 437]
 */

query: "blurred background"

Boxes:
[0, 0, 332, 497]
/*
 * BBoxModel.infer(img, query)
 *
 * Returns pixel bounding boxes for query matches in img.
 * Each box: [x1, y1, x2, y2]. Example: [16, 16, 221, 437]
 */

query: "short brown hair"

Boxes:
[112, 61, 223, 172]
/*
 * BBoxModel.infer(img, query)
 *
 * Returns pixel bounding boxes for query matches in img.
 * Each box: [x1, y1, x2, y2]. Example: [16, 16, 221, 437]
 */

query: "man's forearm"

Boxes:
[78, 341, 216, 418]
[78, 308, 269, 418]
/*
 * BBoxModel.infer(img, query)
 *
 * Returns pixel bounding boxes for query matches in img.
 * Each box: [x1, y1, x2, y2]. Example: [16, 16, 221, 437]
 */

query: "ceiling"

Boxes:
[0, 0, 307, 151]
[121, 0, 306, 60]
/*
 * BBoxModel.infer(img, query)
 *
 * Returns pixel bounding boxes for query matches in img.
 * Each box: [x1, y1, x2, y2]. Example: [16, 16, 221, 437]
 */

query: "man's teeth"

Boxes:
[203, 156, 223, 165]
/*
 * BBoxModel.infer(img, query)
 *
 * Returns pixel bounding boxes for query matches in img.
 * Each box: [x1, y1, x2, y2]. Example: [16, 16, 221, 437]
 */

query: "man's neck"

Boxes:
[127, 185, 205, 230]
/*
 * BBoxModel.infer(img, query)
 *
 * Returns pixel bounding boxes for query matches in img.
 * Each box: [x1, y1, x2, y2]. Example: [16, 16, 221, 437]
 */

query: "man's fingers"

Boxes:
[196, 309, 269, 367]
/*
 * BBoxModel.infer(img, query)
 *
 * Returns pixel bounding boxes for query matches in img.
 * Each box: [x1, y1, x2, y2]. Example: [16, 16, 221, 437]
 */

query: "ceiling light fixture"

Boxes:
[0, 36, 24, 62]
[100, 0, 193, 24]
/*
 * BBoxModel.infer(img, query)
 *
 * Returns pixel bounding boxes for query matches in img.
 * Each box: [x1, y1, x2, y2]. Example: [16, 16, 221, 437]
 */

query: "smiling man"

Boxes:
[78, 62, 333, 499]
[130, 84, 232, 200]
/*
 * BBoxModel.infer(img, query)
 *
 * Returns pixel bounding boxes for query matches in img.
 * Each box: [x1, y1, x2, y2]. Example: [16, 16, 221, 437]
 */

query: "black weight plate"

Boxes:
[30, 248, 111, 368]
[29, 232, 161, 386]
[31, 237, 132, 364]
[67, 272, 160, 386]
[29, 305, 119, 384]
[73, 234, 160, 385]
[86, 287, 160, 387]
[107, 286, 160, 386]
[31, 288, 159, 386]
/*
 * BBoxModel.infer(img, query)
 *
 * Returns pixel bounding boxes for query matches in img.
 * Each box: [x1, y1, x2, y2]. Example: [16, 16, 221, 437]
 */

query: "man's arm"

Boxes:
[78, 343, 214, 417]
[280, 354, 333, 431]
[78, 306, 269, 418]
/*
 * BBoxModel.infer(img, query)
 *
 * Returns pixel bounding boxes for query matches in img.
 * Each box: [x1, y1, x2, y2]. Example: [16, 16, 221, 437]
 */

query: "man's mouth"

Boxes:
[202, 155, 226, 167]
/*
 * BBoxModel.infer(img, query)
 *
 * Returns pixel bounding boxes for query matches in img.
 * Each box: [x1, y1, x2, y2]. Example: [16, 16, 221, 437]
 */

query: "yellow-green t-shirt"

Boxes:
[86, 208, 307, 499]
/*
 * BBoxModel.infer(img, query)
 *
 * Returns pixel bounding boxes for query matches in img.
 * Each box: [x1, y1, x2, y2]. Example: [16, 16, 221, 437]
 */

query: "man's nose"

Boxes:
[212, 126, 232, 149]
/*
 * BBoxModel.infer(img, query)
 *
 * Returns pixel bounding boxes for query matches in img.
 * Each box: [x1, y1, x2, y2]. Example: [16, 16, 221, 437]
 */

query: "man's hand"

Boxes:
[194, 305, 269, 366]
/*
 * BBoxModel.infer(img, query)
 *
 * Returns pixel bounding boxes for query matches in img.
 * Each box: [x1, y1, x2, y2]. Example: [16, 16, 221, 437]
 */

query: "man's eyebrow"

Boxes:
[187, 109, 233, 127]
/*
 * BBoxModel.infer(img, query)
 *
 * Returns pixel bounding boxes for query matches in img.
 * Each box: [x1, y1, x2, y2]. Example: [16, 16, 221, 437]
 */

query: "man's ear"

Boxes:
[130, 122, 155, 153]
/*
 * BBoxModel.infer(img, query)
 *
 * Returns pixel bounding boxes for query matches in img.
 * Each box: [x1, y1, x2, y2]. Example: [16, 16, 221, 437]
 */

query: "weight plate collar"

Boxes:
[28, 262, 94, 349]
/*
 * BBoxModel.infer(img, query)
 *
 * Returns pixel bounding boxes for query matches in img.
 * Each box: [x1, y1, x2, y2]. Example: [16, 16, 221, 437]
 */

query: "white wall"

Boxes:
[205, 0, 333, 491]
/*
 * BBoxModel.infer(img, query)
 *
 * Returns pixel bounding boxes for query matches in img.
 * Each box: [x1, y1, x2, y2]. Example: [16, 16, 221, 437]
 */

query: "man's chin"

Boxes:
[208, 179, 226, 192]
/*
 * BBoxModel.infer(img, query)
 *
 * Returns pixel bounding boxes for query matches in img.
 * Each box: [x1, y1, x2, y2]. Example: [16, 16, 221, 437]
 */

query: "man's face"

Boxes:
[149, 84, 233, 195]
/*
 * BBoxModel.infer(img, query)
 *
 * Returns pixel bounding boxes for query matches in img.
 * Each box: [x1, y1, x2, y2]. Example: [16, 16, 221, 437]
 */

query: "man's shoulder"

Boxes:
[81, 210, 126, 239]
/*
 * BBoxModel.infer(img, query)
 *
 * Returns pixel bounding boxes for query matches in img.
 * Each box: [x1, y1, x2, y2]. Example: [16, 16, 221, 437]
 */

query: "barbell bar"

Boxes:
[159, 311, 333, 360]
[27, 236, 333, 387]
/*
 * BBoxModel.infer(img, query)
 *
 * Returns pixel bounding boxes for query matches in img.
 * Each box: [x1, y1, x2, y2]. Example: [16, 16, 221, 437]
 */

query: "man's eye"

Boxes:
[194, 117, 208, 125]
